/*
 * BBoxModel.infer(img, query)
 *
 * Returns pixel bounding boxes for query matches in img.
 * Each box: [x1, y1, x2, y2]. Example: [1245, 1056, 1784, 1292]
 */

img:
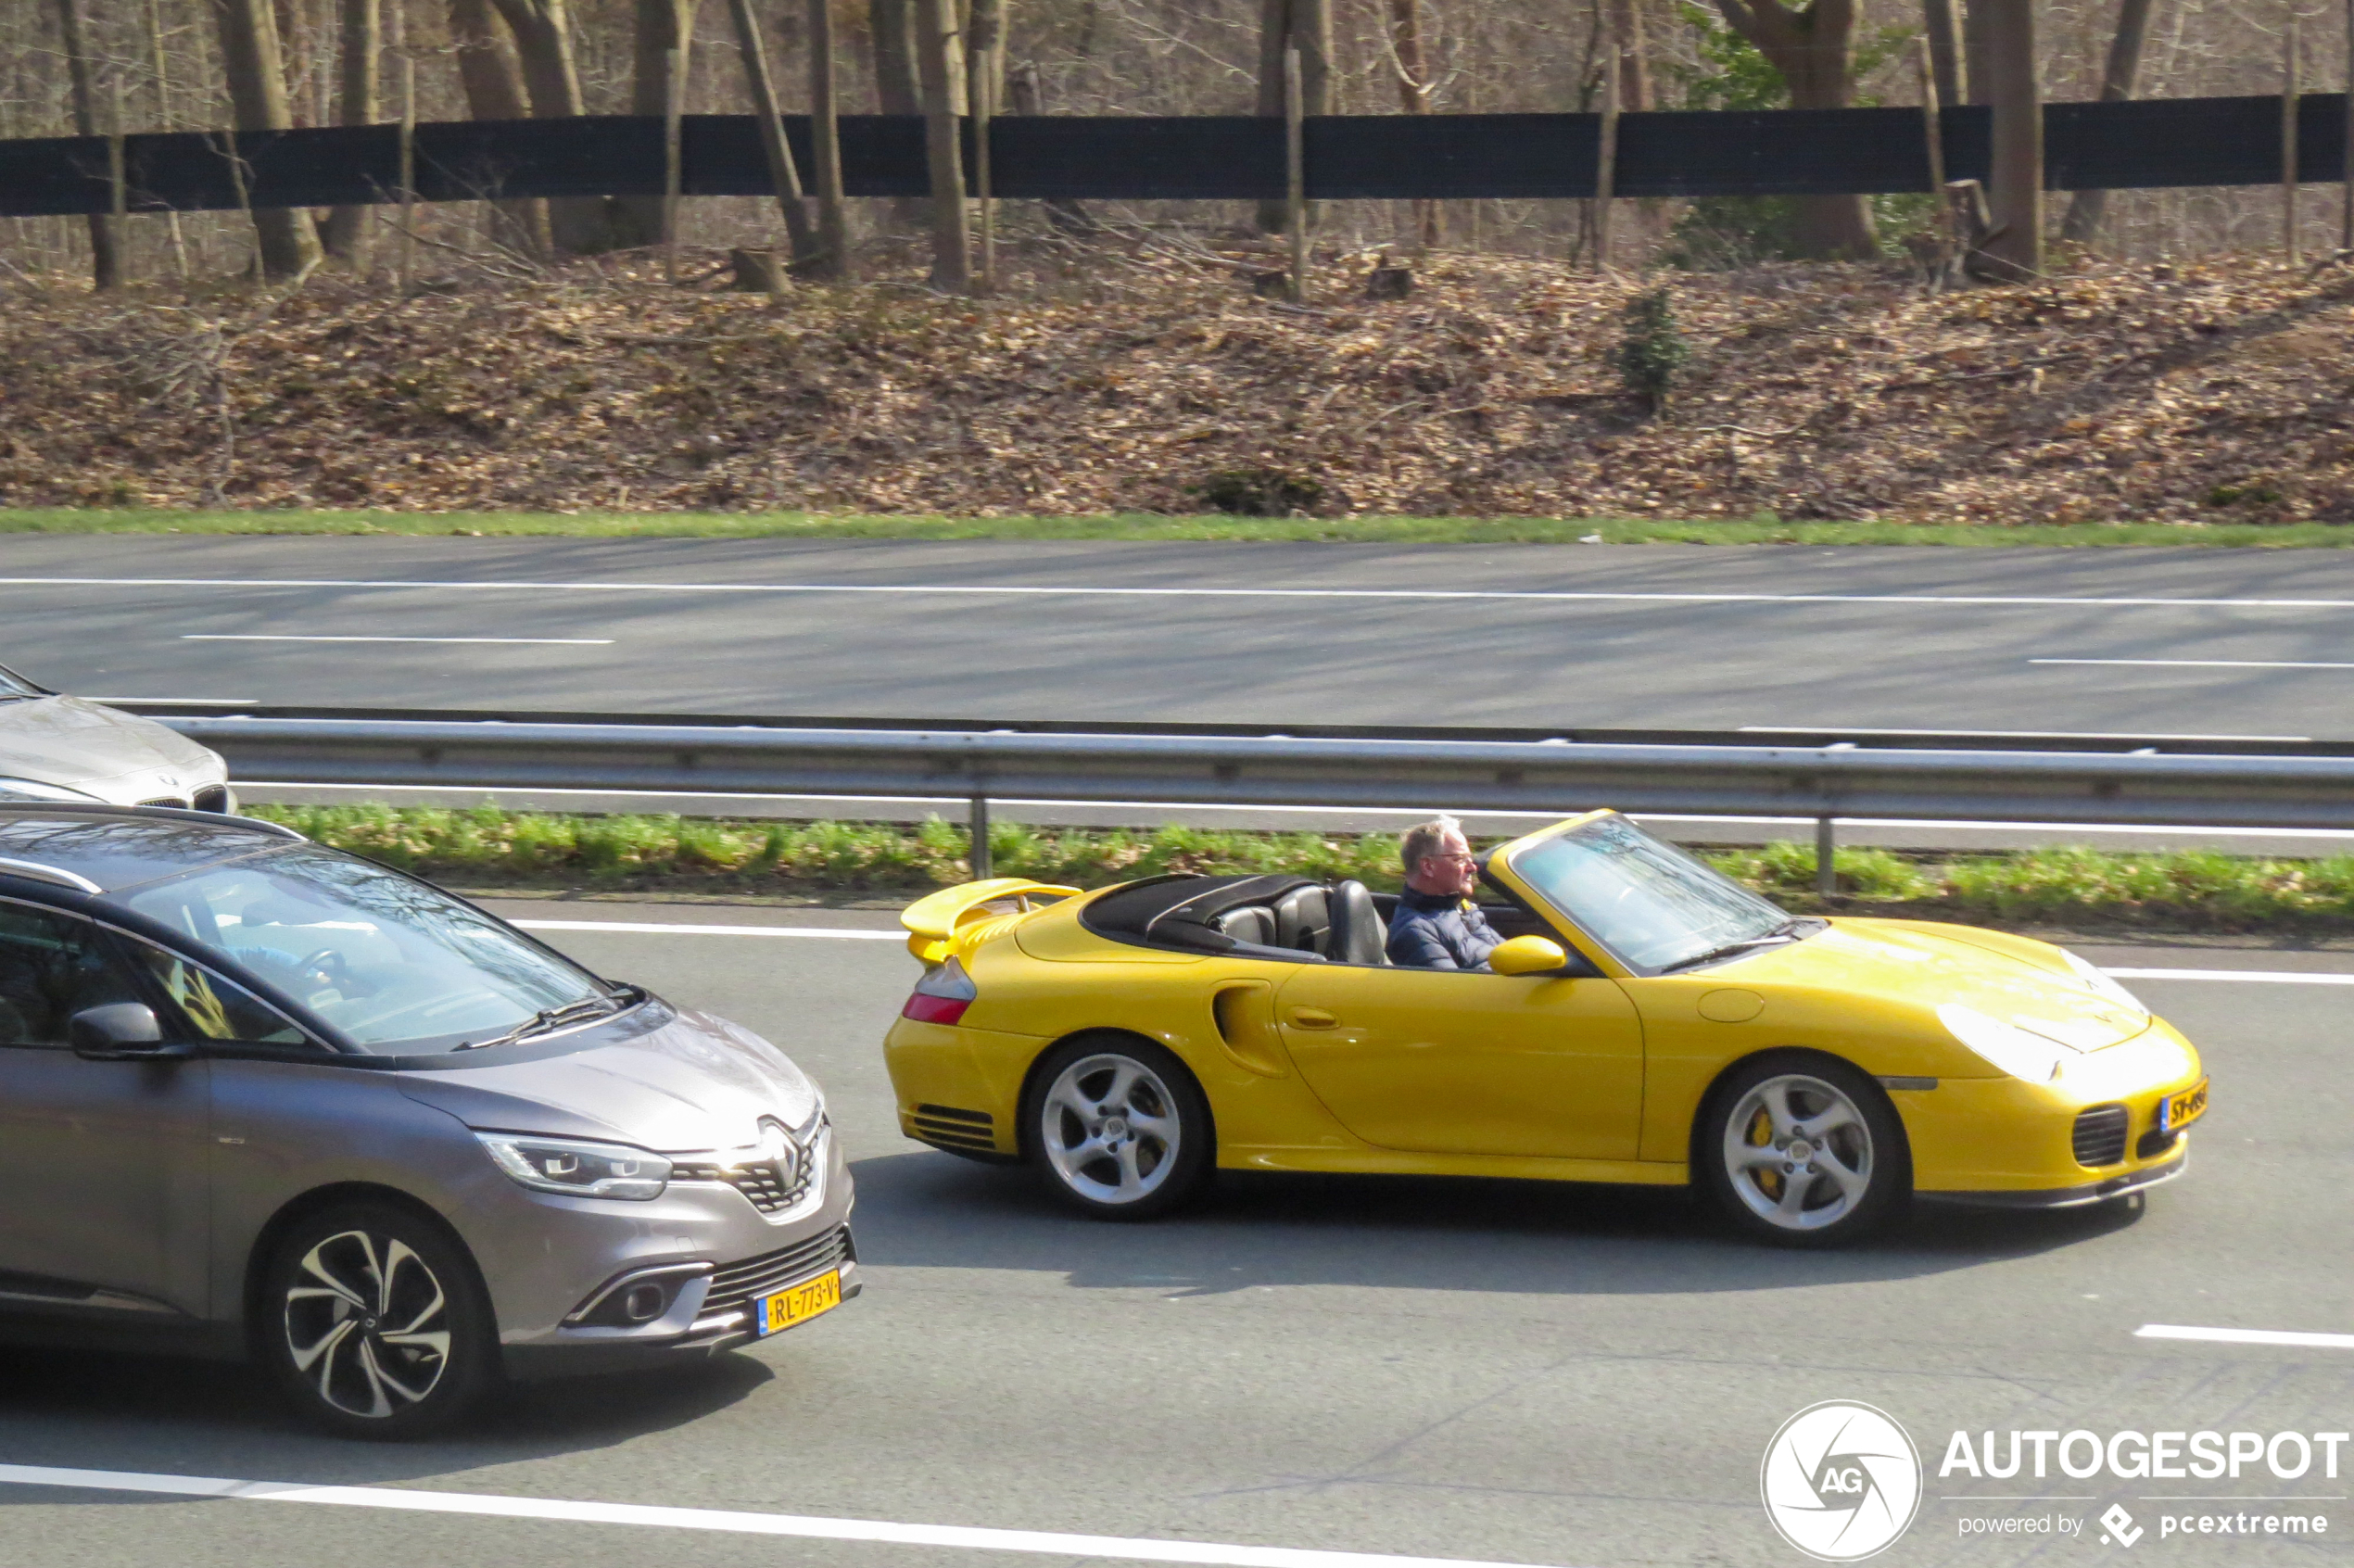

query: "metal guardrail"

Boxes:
[162, 713, 2354, 889]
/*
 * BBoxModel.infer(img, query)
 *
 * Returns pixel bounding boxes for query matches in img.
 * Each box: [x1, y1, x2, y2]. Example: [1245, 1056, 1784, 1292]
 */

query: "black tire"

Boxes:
[1022, 1033, 1214, 1220]
[259, 1202, 499, 1439]
[1696, 1053, 1910, 1248]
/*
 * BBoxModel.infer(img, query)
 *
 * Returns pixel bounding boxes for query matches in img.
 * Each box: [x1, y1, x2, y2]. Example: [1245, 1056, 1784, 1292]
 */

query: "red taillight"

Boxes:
[902, 957, 977, 1026]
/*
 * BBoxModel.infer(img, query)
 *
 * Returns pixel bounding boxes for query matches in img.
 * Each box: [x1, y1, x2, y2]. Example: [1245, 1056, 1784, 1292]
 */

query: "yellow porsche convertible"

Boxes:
[882, 812, 2206, 1245]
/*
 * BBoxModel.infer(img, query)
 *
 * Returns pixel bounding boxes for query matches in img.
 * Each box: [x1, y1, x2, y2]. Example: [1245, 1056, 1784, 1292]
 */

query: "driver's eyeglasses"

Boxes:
[1427, 853, 1476, 866]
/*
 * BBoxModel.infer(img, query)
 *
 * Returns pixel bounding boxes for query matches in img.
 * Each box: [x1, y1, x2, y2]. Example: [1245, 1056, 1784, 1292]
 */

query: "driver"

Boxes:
[1387, 816, 1503, 971]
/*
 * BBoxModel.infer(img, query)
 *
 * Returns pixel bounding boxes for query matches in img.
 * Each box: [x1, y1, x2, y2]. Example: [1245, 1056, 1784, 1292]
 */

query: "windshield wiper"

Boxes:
[455, 995, 621, 1051]
[1661, 918, 1816, 974]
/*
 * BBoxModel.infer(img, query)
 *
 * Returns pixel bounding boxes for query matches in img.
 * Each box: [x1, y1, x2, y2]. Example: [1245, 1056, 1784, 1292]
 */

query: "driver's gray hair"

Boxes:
[1399, 816, 1464, 878]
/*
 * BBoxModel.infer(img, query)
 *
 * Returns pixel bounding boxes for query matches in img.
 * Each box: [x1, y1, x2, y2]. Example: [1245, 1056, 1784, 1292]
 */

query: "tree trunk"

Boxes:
[1606, 0, 1653, 109]
[1256, 0, 1331, 234]
[1981, 0, 2041, 273]
[808, 0, 852, 276]
[1962, 0, 1992, 105]
[1712, 0, 1876, 259]
[323, 0, 378, 264]
[1921, 0, 1965, 110]
[2059, 0, 2156, 245]
[725, 0, 819, 265]
[612, 0, 700, 247]
[447, 0, 553, 257]
[207, 0, 323, 277]
[869, 0, 919, 113]
[914, 0, 970, 290]
[482, 0, 613, 251]
[1386, 0, 1440, 247]
[51, 0, 123, 289]
[1010, 61, 1091, 232]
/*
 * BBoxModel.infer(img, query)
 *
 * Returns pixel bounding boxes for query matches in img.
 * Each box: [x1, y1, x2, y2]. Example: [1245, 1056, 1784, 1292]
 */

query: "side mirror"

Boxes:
[70, 1004, 192, 1061]
[1489, 936, 1571, 977]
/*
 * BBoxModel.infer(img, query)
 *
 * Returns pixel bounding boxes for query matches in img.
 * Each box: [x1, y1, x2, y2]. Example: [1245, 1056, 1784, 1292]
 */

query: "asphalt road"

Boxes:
[8, 536, 2354, 739]
[0, 903, 2347, 1568]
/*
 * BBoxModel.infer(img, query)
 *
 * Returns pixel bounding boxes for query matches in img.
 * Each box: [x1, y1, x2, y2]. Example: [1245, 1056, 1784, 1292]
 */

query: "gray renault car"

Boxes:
[0, 804, 855, 1438]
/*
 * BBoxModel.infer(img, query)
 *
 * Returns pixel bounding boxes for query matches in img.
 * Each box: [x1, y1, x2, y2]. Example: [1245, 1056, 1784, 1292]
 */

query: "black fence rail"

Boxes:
[0, 95, 2347, 219]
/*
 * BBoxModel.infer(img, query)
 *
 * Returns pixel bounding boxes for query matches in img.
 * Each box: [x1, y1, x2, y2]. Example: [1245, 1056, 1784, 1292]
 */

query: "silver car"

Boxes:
[0, 663, 235, 811]
[0, 804, 856, 1438]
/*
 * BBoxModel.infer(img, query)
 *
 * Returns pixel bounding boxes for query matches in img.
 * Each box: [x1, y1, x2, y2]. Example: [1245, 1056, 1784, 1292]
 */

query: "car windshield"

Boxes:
[113, 845, 616, 1053]
[1506, 815, 1795, 972]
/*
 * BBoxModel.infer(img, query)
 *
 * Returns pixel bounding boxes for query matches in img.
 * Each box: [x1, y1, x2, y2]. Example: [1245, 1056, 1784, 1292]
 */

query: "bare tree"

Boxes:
[484, 0, 617, 251]
[447, 0, 552, 256]
[1386, 0, 1439, 247]
[870, 0, 919, 114]
[1921, 0, 1965, 109]
[611, 0, 701, 247]
[2059, 0, 2158, 245]
[51, 0, 122, 288]
[914, 0, 970, 288]
[323, 0, 379, 264]
[1709, 0, 1875, 258]
[207, 0, 323, 277]
[1981, 0, 2041, 273]
[1256, 0, 1331, 234]
[1608, 0, 1654, 109]
[725, 0, 818, 263]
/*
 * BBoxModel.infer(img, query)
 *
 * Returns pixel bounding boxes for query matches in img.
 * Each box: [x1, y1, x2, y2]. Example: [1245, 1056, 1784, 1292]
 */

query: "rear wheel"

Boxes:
[1698, 1055, 1908, 1247]
[1024, 1035, 1212, 1220]
[260, 1202, 498, 1439]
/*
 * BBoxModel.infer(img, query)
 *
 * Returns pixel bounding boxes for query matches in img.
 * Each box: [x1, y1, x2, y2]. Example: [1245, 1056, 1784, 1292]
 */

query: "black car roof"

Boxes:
[0, 807, 304, 894]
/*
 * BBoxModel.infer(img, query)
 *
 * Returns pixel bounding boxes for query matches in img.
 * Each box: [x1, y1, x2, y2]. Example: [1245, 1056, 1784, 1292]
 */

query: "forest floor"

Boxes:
[6, 234, 2353, 531]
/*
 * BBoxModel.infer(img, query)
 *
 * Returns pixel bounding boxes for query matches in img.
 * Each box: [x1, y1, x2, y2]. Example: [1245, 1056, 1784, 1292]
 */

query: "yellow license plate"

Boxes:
[2160, 1079, 2209, 1133]
[757, 1269, 842, 1335]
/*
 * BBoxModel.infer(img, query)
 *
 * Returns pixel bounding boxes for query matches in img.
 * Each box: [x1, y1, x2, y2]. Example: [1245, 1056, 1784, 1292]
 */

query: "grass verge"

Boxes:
[5, 507, 2353, 548]
[257, 803, 2354, 932]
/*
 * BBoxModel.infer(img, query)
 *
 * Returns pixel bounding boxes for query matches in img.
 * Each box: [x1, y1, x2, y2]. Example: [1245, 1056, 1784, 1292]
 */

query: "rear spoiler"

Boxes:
[901, 878, 1081, 965]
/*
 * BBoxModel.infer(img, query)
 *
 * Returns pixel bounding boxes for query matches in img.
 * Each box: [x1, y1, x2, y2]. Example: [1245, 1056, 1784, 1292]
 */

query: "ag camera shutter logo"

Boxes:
[1761, 1401, 1924, 1561]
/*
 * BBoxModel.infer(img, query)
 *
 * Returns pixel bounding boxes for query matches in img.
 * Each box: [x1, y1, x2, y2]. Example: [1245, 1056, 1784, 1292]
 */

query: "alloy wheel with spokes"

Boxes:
[1700, 1056, 1907, 1246]
[1026, 1036, 1211, 1219]
[262, 1203, 495, 1438]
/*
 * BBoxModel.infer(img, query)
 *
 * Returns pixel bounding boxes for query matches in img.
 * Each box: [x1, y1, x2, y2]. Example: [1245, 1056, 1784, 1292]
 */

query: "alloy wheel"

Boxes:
[1040, 1052, 1183, 1206]
[283, 1229, 453, 1420]
[1720, 1073, 1878, 1233]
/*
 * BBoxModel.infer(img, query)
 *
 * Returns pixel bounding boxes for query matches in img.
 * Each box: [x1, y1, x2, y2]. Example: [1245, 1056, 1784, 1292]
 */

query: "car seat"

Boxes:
[1270, 885, 1331, 955]
[1323, 880, 1388, 966]
[1211, 906, 1276, 945]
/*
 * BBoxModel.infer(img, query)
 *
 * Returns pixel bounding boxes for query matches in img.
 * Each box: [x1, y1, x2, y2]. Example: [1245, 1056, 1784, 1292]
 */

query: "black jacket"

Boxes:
[1386, 888, 1503, 971]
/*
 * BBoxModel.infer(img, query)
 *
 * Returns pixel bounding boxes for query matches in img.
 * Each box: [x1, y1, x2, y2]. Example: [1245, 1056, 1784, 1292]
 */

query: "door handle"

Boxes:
[1288, 1007, 1337, 1029]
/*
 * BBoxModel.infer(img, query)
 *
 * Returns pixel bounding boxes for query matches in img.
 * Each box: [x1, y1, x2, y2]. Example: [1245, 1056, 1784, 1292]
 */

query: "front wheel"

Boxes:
[260, 1202, 498, 1439]
[1698, 1055, 1909, 1247]
[1024, 1035, 1213, 1220]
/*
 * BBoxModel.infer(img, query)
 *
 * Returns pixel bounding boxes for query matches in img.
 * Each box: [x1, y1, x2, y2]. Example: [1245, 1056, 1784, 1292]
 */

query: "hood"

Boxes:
[395, 1005, 820, 1152]
[0, 695, 222, 791]
[1718, 919, 2149, 1050]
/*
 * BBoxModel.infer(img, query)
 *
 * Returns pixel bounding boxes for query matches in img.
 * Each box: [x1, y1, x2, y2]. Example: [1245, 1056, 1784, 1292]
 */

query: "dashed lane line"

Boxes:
[513, 919, 901, 940]
[0, 1463, 1563, 1568]
[2136, 1325, 2354, 1350]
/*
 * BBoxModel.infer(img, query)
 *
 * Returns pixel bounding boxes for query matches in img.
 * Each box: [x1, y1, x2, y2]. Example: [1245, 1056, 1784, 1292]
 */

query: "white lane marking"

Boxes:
[182, 634, 615, 646]
[82, 696, 262, 704]
[6, 574, 2354, 611]
[0, 1463, 1558, 1568]
[2103, 967, 2354, 985]
[2031, 658, 2354, 671]
[514, 919, 900, 940]
[2136, 1325, 2354, 1350]
[1737, 725, 2315, 742]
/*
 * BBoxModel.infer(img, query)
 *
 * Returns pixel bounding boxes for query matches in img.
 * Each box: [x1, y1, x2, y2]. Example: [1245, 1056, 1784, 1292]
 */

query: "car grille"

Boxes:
[192, 785, 231, 813]
[2072, 1104, 2132, 1167]
[138, 795, 189, 810]
[703, 1226, 854, 1321]
[672, 1156, 813, 1216]
[911, 1103, 997, 1154]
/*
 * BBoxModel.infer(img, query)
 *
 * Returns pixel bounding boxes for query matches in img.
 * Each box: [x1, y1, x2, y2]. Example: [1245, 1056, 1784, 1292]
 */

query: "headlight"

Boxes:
[0, 777, 102, 803]
[476, 1132, 671, 1200]
[1939, 1003, 2066, 1083]
[2061, 949, 2147, 1014]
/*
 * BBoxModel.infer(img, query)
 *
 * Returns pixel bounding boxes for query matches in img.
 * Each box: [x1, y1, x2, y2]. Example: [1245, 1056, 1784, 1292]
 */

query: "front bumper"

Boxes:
[487, 1117, 859, 1379]
[1917, 1145, 2188, 1208]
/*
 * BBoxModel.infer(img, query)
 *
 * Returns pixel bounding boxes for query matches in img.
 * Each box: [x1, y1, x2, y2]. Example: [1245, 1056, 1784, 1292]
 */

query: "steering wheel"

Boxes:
[294, 947, 353, 993]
